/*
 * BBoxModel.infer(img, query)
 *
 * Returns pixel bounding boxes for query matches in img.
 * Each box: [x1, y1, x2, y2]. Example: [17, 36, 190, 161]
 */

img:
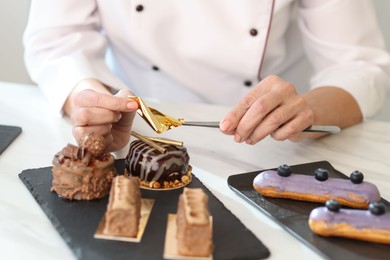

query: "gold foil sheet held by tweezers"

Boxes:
[129, 96, 184, 134]
[129, 96, 341, 135]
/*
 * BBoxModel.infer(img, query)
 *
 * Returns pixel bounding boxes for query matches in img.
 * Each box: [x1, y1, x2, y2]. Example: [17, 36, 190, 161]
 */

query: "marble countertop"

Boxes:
[1, 81, 389, 260]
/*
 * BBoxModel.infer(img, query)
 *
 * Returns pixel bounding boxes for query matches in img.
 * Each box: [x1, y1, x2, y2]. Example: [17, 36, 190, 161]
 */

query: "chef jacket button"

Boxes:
[152, 65, 159, 71]
[244, 80, 252, 87]
[249, 29, 258, 36]
[135, 5, 144, 12]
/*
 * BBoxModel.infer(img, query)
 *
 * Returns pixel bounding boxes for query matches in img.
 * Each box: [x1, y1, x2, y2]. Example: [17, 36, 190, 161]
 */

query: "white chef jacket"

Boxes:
[23, 0, 390, 118]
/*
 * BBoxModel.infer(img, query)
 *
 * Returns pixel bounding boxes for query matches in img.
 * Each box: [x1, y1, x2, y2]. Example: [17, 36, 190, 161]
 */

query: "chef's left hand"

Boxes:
[220, 74, 318, 144]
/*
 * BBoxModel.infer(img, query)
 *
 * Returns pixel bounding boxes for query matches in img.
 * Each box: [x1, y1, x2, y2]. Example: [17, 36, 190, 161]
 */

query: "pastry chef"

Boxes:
[23, 0, 390, 151]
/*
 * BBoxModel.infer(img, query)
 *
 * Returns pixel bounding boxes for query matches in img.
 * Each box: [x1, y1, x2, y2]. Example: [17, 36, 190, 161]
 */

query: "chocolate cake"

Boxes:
[51, 132, 116, 200]
[125, 139, 191, 189]
[176, 188, 213, 257]
[103, 175, 141, 237]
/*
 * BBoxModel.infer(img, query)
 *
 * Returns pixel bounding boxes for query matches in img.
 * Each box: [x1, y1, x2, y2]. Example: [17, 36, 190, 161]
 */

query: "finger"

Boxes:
[220, 75, 287, 134]
[72, 124, 112, 143]
[235, 91, 283, 142]
[271, 110, 314, 141]
[288, 131, 326, 142]
[271, 119, 308, 141]
[110, 126, 131, 151]
[115, 89, 135, 99]
[241, 89, 308, 144]
[114, 90, 137, 127]
[74, 89, 137, 111]
[72, 107, 122, 126]
[220, 90, 262, 134]
[242, 98, 309, 144]
[241, 114, 281, 145]
[115, 111, 136, 128]
[102, 133, 115, 151]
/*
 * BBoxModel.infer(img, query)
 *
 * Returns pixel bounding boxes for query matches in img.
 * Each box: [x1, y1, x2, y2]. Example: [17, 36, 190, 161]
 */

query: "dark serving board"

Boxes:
[18, 159, 270, 260]
[0, 124, 22, 155]
[227, 161, 390, 260]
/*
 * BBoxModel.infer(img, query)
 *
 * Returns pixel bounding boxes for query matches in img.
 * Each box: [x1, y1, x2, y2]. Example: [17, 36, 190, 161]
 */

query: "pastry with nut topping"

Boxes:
[176, 188, 213, 257]
[103, 175, 141, 237]
[125, 139, 192, 190]
[51, 132, 116, 200]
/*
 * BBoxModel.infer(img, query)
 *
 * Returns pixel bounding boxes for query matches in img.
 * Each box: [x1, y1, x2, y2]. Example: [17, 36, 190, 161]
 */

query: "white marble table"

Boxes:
[1, 81, 389, 260]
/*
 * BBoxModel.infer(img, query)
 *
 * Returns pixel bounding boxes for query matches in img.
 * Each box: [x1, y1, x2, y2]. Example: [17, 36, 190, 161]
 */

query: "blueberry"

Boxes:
[314, 168, 329, 181]
[350, 170, 364, 184]
[369, 202, 386, 215]
[325, 199, 341, 212]
[277, 164, 292, 177]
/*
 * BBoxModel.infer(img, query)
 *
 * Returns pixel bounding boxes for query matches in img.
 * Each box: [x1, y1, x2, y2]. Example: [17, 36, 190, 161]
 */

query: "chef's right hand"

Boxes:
[64, 79, 138, 152]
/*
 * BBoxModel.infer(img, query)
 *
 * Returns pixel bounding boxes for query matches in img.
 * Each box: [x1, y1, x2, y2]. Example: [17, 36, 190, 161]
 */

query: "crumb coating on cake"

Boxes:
[51, 133, 116, 200]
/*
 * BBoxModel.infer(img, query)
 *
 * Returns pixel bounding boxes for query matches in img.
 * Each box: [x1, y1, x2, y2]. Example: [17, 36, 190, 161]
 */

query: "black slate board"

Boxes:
[227, 161, 390, 260]
[0, 124, 22, 155]
[18, 159, 270, 260]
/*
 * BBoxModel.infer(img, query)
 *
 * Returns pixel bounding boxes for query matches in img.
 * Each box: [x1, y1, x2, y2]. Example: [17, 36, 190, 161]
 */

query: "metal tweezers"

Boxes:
[182, 121, 341, 134]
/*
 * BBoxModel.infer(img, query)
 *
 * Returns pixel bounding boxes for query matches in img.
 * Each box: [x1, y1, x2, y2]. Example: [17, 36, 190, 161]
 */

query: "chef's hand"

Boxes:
[65, 79, 138, 151]
[220, 75, 320, 144]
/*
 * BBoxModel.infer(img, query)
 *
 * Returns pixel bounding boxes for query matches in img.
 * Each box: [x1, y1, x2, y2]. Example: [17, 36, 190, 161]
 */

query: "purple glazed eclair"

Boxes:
[309, 200, 390, 244]
[252, 165, 381, 208]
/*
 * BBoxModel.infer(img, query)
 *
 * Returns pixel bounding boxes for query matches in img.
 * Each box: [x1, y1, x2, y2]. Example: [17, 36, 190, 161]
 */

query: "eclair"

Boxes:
[252, 164, 380, 208]
[309, 200, 390, 244]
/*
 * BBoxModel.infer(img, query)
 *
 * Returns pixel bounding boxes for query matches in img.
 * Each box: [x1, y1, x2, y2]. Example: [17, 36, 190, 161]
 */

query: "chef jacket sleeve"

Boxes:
[297, 0, 390, 118]
[23, 0, 128, 114]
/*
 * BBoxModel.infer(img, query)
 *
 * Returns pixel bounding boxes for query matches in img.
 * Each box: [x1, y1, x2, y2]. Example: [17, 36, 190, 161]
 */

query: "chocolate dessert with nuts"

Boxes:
[51, 132, 116, 200]
[125, 139, 192, 189]
[176, 188, 213, 257]
[103, 175, 141, 237]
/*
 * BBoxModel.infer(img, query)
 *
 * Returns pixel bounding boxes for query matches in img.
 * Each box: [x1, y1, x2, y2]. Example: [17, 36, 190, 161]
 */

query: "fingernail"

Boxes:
[116, 113, 122, 121]
[245, 139, 253, 145]
[127, 101, 138, 110]
[220, 120, 230, 132]
[234, 134, 242, 143]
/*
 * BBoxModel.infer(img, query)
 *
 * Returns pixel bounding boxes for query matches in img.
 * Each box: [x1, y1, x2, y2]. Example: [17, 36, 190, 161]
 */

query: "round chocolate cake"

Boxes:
[125, 139, 191, 189]
[51, 132, 117, 200]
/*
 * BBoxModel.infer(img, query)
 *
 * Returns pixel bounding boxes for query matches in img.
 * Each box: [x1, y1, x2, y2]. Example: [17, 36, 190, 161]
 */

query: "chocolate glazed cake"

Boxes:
[125, 139, 191, 189]
[51, 132, 117, 200]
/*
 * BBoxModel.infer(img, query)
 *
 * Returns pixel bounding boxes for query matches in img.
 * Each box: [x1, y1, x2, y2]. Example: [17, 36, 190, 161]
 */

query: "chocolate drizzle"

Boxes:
[125, 140, 190, 183]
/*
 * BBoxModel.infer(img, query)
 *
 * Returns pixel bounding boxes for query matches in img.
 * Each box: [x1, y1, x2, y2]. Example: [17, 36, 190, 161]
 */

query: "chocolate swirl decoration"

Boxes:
[125, 140, 190, 182]
[53, 132, 108, 166]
